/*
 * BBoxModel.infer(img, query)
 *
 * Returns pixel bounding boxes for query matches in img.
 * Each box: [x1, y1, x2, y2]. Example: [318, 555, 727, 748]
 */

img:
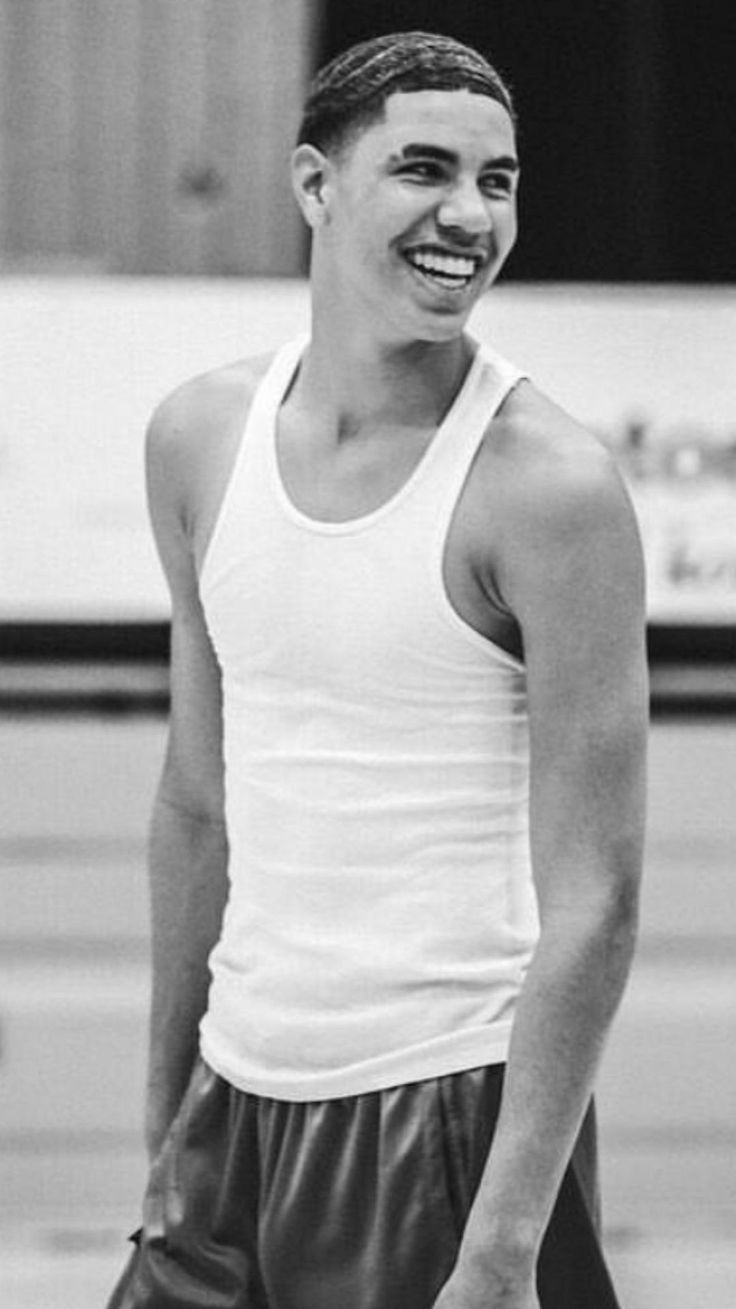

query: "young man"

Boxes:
[109, 31, 647, 1309]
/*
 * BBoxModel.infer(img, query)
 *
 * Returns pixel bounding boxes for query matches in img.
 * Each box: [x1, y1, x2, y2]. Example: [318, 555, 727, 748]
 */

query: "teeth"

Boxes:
[405, 248, 477, 280]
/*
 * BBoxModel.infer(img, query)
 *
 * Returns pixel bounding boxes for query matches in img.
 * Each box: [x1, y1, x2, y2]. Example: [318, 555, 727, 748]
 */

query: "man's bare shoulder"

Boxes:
[145, 352, 276, 547]
[485, 380, 637, 541]
[147, 352, 274, 466]
[472, 380, 645, 636]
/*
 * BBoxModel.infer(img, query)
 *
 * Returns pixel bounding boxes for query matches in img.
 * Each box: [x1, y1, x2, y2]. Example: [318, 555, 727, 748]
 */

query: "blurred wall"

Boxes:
[0, 0, 316, 274]
[2, 278, 736, 625]
[3, 2, 734, 282]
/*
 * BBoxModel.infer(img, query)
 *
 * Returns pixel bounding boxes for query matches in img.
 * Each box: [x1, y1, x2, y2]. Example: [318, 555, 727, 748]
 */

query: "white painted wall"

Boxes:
[2, 278, 735, 620]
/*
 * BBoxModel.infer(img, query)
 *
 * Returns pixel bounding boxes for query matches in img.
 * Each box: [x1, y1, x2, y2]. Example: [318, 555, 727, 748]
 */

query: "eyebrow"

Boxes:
[391, 143, 520, 172]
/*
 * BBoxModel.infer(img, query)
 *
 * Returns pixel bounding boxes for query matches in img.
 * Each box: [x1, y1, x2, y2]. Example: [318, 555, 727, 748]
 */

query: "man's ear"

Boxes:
[291, 144, 333, 228]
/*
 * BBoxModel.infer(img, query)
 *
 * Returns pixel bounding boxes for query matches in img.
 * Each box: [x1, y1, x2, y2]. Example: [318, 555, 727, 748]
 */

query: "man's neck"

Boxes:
[293, 314, 475, 439]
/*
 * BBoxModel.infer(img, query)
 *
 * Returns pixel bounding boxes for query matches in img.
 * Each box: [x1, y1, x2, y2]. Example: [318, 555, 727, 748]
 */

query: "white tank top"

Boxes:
[198, 337, 539, 1100]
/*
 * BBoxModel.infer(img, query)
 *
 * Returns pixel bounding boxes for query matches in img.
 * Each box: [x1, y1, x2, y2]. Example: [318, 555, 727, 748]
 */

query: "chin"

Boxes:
[412, 305, 474, 343]
[378, 288, 478, 347]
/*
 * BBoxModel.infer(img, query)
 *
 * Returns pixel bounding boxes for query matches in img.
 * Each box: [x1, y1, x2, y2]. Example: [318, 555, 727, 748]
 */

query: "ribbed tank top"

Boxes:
[198, 337, 539, 1101]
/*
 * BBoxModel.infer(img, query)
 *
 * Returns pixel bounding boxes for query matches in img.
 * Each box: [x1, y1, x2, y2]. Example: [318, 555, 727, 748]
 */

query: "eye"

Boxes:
[399, 161, 445, 183]
[480, 172, 515, 197]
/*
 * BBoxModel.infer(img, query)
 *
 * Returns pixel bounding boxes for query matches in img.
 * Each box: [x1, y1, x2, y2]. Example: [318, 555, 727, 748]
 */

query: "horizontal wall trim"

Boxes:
[0, 623, 170, 662]
[2, 621, 734, 663]
[1, 624, 734, 715]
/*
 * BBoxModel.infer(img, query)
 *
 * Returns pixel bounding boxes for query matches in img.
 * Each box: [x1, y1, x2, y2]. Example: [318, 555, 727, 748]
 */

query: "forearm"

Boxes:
[145, 791, 229, 1160]
[460, 891, 638, 1275]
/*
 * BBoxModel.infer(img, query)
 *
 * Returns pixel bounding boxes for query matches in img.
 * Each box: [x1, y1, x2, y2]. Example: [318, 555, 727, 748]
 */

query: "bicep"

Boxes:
[146, 402, 225, 824]
[508, 458, 648, 919]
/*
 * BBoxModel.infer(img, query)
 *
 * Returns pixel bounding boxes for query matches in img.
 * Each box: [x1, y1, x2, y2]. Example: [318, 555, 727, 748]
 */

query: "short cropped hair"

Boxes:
[297, 31, 515, 157]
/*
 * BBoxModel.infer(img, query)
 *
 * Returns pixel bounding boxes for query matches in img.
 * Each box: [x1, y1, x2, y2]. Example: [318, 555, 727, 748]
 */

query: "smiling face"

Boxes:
[294, 89, 519, 344]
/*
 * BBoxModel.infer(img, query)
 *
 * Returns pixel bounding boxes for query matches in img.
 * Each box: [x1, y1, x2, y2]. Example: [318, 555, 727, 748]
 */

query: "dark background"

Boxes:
[322, 1, 736, 283]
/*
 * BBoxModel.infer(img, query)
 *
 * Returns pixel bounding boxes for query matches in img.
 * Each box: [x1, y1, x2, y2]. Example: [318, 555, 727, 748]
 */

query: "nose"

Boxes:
[436, 179, 492, 239]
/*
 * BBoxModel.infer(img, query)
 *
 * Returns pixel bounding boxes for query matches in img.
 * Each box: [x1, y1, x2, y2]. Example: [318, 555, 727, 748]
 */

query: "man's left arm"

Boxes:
[435, 437, 648, 1308]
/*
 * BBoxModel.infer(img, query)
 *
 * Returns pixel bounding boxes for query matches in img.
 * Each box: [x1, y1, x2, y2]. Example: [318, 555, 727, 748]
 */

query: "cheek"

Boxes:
[342, 215, 403, 273]
[499, 202, 518, 241]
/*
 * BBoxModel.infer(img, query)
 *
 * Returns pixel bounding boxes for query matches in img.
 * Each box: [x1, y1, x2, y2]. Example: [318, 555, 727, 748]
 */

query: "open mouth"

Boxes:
[402, 245, 484, 291]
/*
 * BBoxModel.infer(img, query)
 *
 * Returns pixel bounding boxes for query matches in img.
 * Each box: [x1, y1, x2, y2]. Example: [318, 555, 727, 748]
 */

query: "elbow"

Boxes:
[154, 785, 227, 831]
[155, 750, 226, 831]
[545, 885, 639, 959]
[536, 885, 639, 1011]
[601, 875, 640, 969]
[605, 830, 644, 948]
[539, 853, 643, 969]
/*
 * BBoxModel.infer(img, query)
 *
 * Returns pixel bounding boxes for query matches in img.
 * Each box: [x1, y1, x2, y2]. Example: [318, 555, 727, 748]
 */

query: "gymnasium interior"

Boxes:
[1, 4, 734, 1305]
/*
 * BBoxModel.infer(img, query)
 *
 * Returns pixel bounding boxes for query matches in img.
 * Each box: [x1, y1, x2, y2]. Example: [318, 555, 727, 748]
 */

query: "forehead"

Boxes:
[352, 88, 517, 161]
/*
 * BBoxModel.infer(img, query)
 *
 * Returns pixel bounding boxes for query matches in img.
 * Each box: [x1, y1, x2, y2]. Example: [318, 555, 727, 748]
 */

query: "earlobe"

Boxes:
[291, 144, 331, 228]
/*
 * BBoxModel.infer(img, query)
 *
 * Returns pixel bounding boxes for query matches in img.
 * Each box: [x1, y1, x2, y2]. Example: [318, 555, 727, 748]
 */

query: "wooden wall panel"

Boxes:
[203, 0, 273, 275]
[134, 0, 187, 273]
[0, 0, 316, 274]
[71, 0, 118, 263]
[159, 1, 211, 274]
[199, 0, 314, 275]
[94, 2, 143, 273]
[0, 1, 6, 254]
[3, 0, 77, 260]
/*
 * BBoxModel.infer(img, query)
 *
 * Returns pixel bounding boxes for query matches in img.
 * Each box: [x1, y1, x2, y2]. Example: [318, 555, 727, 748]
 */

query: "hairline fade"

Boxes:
[296, 30, 516, 158]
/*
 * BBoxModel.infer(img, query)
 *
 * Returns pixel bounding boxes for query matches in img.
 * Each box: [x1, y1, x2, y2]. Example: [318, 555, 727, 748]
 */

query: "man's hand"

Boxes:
[432, 1261, 539, 1309]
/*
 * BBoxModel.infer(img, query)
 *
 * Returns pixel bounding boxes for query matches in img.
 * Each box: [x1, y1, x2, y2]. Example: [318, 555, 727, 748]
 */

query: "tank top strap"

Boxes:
[230, 335, 309, 474]
[199, 336, 307, 594]
[418, 340, 526, 529]
[252, 334, 309, 430]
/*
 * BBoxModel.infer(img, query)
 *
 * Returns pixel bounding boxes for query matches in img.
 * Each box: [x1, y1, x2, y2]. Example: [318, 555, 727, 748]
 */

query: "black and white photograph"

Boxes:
[1, 4, 734, 1307]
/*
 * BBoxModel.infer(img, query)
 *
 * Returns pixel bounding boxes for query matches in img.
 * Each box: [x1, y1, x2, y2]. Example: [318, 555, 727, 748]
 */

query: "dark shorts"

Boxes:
[107, 1057, 620, 1309]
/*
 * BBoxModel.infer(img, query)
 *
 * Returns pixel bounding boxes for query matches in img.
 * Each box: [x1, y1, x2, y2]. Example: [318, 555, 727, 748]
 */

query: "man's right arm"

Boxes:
[143, 386, 230, 1162]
